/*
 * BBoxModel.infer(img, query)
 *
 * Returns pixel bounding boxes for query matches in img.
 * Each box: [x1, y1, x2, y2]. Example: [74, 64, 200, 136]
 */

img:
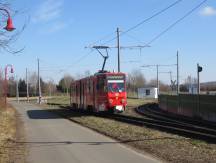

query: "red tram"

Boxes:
[70, 71, 127, 112]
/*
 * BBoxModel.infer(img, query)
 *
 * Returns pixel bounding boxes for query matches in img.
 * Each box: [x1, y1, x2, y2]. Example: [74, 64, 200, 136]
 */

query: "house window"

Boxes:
[146, 89, 150, 96]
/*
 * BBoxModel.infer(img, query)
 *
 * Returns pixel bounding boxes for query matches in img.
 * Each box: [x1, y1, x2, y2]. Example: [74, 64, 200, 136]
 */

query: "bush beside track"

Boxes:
[42, 96, 216, 163]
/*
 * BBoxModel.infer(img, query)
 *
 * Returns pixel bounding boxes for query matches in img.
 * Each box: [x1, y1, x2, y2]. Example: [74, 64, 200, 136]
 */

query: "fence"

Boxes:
[159, 94, 216, 122]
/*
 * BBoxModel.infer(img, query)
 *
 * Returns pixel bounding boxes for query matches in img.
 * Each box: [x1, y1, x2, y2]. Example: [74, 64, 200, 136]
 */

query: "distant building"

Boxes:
[137, 87, 158, 99]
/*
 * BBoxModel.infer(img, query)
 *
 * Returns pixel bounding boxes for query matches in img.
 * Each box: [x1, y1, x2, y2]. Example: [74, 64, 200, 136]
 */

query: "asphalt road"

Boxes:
[12, 102, 161, 163]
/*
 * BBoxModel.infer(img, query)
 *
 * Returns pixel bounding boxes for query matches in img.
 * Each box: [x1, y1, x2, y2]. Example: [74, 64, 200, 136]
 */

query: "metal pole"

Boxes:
[156, 65, 159, 95]
[4, 65, 13, 107]
[26, 68, 29, 102]
[49, 84, 51, 97]
[177, 51, 179, 95]
[38, 59, 42, 104]
[197, 63, 200, 118]
[4, 67, 7, 106]
[197, 63, 200, 94]
[169, 71, 172, 82]
[16, 75, 19, 103]
[117, 27, 120, 72]
[169, 71, 173, 94]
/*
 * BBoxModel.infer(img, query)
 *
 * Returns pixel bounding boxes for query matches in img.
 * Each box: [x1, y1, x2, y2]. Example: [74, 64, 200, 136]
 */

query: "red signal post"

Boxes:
[4, 64, 14, 107]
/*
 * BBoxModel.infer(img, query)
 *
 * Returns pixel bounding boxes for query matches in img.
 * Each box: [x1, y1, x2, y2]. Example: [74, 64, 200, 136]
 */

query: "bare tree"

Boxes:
[84, 70, 91, 77]
[184, 76, 197, 86]
[180, 75, 198, 92]
[28, 72, 38, 96]
[75, 73, 82, 80]
[159, 81, 170, 93]
[127, 69, 146, 92]
[148, 79, 171, 93]
[0, 2, 27, 54]
[63, 74, 74, 95]
[75, 71, 91, 79]
[47, 78, 56, 97]
[148, 79, 157, 87]
[58, 74, 74, 95]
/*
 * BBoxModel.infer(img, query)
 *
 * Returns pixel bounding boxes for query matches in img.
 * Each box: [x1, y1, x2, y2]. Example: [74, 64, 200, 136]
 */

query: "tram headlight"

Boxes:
[121, 99, 126, 104]
[109, 99, 113, 104]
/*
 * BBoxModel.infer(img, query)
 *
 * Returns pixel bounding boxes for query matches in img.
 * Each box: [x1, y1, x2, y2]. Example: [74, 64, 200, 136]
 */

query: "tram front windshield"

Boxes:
[107, 80, 125, 92]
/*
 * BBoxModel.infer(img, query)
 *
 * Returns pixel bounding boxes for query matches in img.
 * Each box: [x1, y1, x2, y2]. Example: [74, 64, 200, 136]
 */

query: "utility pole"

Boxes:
[117, 27, 120, 72]
[159, 71, 173, 87]
[38, 59, 42, 104]
[26, 68, 29, 102]
[156, 64, 159, 95]
[197, 63, 203, 94]
[141, 64, 176, 95]
[169, 71, 173, 83]
[197, 63, 200, 94]
[16, 75, 19, 103]
[197, 63, 202, 117]
[87, 28, 150, 73]
[177, 51, 179, 95]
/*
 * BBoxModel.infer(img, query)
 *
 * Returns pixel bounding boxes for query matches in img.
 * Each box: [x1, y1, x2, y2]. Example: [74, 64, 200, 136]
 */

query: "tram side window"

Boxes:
[90, 80, 94, 94]
[71, 86, 74, 94]
[97, 78, 105, 92]
[88, 80, 91, 93]
[86, 80, 88, 93]
[76, 85, 78, 95]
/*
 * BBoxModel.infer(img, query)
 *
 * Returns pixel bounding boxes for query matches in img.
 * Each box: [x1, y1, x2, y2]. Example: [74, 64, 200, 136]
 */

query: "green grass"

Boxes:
[47, 96, 70, 106]
[127, 98, 157, 107]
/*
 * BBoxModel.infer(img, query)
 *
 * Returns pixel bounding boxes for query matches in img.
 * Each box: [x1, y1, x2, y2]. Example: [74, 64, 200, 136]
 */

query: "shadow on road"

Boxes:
[27, 110, 62, 119]
[14, 137, 179, 148]
[27, 107, 88, 119]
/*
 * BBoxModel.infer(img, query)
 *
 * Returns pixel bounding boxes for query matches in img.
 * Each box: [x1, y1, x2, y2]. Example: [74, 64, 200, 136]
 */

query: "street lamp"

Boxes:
[4, 64, 14, 106]
[0, 8, 15, 107]
[0, 8, 15, 31]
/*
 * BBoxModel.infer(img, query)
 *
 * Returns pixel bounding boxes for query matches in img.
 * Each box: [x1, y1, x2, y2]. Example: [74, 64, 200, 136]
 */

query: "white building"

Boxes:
[137, 87, 158, 99]
[188, 84, 198, 94]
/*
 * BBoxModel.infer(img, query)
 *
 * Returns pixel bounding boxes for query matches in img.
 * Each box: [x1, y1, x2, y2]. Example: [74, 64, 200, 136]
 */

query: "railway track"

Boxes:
[138, 104, 216, 129]
[134, 104, 216, 143]
[49, 105, 216, 143]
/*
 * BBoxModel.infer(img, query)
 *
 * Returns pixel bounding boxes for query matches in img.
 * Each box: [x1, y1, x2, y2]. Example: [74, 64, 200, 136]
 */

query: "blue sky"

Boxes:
[1, 0, 216, 84]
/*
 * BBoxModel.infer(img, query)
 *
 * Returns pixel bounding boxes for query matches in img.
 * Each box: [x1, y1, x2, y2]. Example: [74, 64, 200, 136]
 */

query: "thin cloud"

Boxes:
[48, 22, 67, 33]
[33, 0, 64, 23]
[200, 6, 216, 16]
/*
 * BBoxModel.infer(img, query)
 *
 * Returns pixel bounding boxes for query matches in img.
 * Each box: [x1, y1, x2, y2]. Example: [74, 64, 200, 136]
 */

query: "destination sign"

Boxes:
[107, 75, 124, 80]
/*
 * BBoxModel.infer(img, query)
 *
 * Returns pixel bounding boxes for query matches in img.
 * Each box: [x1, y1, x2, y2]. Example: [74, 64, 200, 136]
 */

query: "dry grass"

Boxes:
[0, 101, 25, 163]
[43, 96, 216, 163]
[0, 106, 16, 163]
